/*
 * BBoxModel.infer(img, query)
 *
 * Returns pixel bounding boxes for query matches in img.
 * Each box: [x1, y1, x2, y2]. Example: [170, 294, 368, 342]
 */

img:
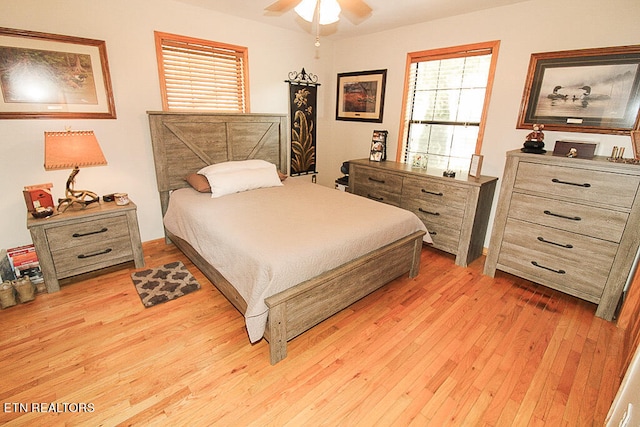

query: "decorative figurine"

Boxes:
[521, 124, 546, 154]
[567, 147, 578, 158]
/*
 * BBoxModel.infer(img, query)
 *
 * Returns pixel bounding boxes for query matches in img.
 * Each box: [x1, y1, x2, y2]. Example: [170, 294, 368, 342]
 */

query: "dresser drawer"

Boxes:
[498, 219, 616, 301]
[51, 236, 135, 278]
[402, 176, 468, 211]
[402, 198, 463, 254]
[514, 162, 640, 208]
[352, 167, 402, 206]
[46, 215, 131, 251]
[508, 192, 628, 242]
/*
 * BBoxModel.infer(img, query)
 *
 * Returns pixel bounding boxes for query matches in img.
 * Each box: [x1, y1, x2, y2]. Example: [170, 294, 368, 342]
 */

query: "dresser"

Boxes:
[27, 200, 145, 293]
[348, 159, 498, 267]
[484, 150, 640, 320]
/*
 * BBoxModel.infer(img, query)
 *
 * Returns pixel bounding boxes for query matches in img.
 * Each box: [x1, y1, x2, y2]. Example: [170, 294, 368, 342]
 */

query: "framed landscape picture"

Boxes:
[516, 45, 640, 135]
[0, 27, 116, 119]
[336, 69, 386, 123]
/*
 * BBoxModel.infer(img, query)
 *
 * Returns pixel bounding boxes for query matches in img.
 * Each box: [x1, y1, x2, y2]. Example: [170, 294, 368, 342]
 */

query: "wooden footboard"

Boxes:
[167, 230, 425, 365]
[264, 230, 425, 364]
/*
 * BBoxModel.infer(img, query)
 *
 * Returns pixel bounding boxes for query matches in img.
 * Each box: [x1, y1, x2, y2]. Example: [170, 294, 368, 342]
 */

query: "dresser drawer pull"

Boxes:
[537, 236, 573, 249]
[531, 261, 566, 274]
[429, 231, 437, 236]
[72, 227, 108, 238]
[367, 194, 384, 202]
[551, 178, 591, 188]
[421, 189, 443, 196]
[368, 177, 385, 184]
[543, 210, 581, 221]
[418, 208, 440, 216]
[78, 248, 112, 259]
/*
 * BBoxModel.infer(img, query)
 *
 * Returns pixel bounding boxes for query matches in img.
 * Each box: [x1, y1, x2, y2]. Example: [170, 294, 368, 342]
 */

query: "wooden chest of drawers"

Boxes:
[484, 150, 640, 320]
[27, 201, 145, 293]
[348, 159, 498, 267]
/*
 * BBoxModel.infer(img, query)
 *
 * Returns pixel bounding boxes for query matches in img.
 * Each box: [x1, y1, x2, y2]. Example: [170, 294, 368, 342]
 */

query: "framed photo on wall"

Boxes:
[336, 69, 387, 123]
[0, 27, 116, 119]
[516, 45, 640, 135]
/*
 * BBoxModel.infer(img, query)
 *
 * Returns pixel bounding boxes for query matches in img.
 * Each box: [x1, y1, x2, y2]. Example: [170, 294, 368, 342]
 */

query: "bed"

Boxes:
[147, 111, 428, 364]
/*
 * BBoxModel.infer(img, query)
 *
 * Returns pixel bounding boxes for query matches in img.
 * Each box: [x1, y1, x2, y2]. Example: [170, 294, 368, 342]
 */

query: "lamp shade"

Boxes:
[44, 130, 107, 170]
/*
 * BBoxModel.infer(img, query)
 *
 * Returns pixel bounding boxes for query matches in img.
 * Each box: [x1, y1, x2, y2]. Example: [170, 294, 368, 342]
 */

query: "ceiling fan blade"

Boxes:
[337, 0, 372, 18]
[265, 0, 303, 12]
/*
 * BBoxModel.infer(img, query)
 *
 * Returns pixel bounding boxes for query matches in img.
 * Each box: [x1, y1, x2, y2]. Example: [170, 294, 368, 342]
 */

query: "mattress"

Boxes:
[163, 178, 429, 342]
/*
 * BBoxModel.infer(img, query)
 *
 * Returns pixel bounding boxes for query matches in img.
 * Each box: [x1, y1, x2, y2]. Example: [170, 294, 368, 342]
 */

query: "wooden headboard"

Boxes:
[147, 111, 288, 216]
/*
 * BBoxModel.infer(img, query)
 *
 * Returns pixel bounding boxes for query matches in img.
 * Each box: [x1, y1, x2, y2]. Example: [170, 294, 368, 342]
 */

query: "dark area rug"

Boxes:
[131, 261, 200, 307]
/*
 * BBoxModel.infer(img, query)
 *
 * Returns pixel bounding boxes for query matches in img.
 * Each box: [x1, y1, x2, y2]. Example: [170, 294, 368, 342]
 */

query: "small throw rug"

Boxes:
[131, 261, 200, 307]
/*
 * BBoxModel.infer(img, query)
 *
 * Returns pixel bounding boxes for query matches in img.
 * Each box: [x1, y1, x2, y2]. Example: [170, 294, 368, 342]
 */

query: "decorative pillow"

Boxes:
[202, 163, 283, 198]
[198, 159, 273, 175]
[185, 173, 211, 193]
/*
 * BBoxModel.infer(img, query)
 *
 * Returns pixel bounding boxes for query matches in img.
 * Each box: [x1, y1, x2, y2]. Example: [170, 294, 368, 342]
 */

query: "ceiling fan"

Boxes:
[266, 0, 372, 45]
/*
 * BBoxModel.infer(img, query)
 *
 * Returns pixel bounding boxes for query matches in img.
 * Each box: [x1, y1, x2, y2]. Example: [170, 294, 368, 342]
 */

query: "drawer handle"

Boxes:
[73, 227, 108, 238]
[421, 189, 443, 196]
[367, 194, 384, 202]
[531, 261, 566, 274]
[551, 178, 591, 188]
[368, 177, 385, 184]
[78, 248, 112, 259]
[419, 208, 440, 216]
[543, 210, 581, 221]
[429, 231, 437, 236]
[537, 236, 573, 249]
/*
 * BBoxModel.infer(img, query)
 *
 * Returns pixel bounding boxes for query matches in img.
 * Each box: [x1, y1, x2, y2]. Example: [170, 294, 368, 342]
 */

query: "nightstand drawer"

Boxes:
[46, 215, 130, 251]
[51, 236, 135, 278]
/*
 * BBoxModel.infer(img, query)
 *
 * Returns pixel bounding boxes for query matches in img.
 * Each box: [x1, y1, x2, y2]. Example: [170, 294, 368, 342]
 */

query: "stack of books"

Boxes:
[2, 245, 45, 292]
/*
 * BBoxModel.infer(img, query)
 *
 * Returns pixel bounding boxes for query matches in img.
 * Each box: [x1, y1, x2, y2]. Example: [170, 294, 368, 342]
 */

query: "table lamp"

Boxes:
[44, 130, 107, 212]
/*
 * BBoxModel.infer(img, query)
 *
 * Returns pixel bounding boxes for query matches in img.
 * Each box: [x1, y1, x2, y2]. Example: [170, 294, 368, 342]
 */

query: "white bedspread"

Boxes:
[163, 178, 429, 342]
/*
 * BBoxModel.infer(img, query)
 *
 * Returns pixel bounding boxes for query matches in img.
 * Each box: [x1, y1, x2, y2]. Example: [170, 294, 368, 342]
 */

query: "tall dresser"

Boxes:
[484, 149, 640, 320]
[348, 159, 498, 267]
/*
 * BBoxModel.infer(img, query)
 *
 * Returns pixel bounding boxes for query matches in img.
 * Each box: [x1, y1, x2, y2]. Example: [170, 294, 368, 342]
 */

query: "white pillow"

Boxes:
[198, 159, 273, 175]
[202, 163, 283, 198]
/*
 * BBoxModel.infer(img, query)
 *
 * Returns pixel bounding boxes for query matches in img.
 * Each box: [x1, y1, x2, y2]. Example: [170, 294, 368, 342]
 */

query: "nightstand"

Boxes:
[27, 200, 145, 293]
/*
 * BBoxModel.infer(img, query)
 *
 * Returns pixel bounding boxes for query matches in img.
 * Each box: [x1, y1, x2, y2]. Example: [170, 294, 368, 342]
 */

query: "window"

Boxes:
[154, 31, 249, 112]
[398, 41, 499, 172]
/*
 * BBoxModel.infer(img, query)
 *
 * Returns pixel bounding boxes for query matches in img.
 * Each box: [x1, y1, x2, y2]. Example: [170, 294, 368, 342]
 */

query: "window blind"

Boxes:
[399, 41, 499, 171]
[155, 32, 248, 112]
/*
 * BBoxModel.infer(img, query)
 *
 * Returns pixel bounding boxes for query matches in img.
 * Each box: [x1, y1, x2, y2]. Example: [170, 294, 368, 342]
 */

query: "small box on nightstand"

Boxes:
[552, 140, 598, 159]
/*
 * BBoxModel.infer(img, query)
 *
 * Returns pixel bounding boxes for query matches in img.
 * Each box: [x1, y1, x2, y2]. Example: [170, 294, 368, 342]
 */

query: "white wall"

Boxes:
[320, 0, 640, 247]
[0, 0, 639, 250]
[0, 0, 328, 248]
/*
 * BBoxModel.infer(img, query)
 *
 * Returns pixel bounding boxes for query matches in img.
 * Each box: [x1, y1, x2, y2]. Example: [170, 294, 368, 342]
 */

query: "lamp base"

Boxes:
[56, 166, 100, 212]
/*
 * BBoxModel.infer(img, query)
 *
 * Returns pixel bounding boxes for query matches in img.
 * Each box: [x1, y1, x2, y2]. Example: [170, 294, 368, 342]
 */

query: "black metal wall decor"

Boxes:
[286, 68, 319, 176]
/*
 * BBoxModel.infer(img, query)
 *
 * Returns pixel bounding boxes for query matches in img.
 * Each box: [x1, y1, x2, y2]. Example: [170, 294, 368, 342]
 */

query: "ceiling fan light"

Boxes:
[294, 0, 317, 23]
[294, 0, 341, 25]
[318, 0, 341, 25]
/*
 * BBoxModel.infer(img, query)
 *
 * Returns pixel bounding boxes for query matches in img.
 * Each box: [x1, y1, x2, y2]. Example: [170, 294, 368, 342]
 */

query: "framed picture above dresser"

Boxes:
[484, 149, 640, 320]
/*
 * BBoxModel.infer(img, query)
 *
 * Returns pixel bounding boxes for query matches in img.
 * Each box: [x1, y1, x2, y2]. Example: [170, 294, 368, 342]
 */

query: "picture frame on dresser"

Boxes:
[468, 154, 483, 178]
[0, 27, 116, 119]
[369, 130, 388, 161]
[516, 45, 640, 135]
[632, 131, 640, 159]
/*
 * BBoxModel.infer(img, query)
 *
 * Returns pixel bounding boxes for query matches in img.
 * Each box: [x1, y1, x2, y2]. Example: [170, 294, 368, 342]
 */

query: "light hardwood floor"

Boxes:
[0, 239, 628, 426]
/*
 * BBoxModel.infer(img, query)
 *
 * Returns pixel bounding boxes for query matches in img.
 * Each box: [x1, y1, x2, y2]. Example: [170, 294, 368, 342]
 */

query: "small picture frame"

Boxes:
[469, 154, 483, 178]
[369, 130, 388, 162]
[632, 131, 640, 160]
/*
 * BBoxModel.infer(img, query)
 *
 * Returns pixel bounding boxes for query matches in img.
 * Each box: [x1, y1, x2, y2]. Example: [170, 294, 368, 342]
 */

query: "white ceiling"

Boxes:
[172, 0, 531, 39]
